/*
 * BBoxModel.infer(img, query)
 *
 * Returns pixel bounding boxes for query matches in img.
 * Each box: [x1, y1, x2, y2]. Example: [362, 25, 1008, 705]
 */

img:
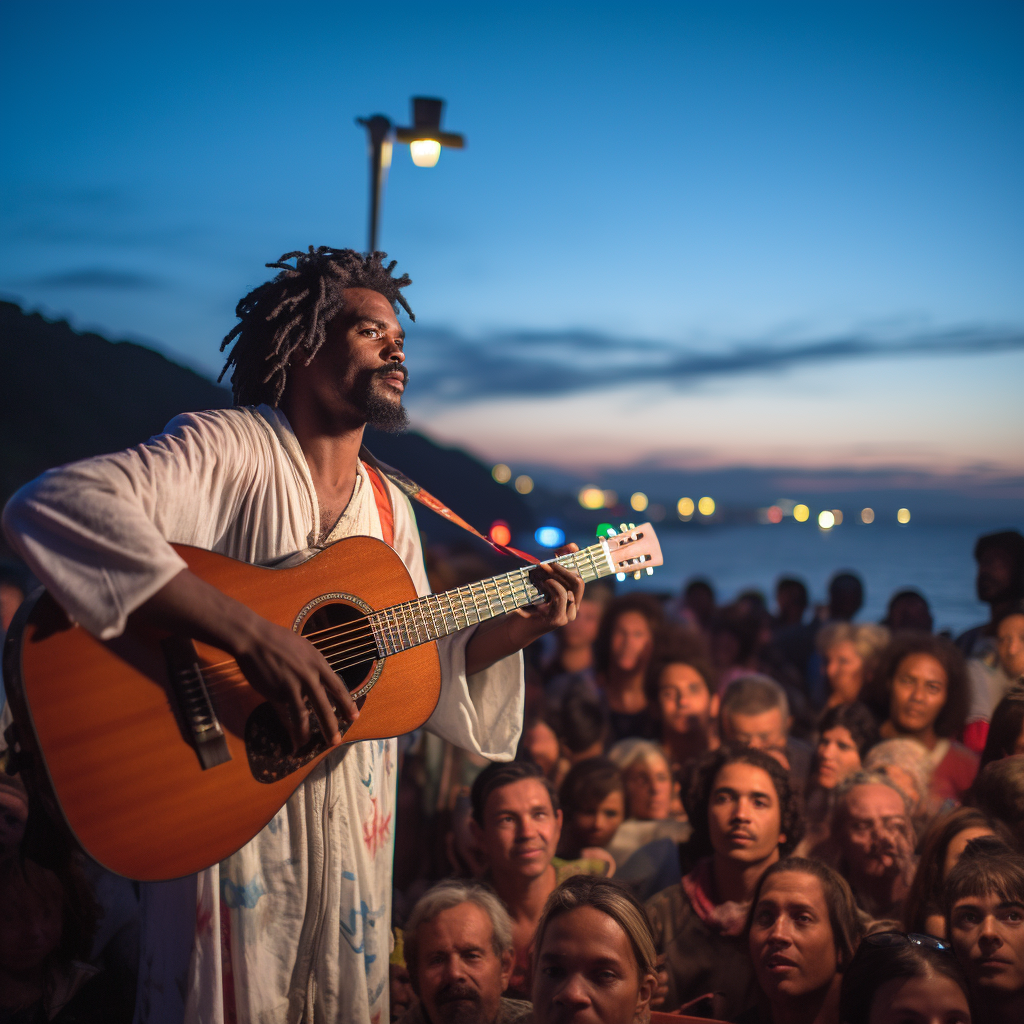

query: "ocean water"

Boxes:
[620, 522, 1010, 636]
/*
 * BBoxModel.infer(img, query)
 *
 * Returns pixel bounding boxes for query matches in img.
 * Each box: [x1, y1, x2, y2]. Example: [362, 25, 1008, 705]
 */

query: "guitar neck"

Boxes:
[368, 540, 616, 656]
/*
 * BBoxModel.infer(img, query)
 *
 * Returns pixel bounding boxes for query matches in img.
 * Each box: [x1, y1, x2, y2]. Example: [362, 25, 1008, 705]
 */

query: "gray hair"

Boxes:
[720, 673, 790, 722]
[404, 881, 513, 978]
[863, 739, 932, 808]
[834, 769, 913, 817]
[816, 621, 891, 662]
[607, 738, 669, 774]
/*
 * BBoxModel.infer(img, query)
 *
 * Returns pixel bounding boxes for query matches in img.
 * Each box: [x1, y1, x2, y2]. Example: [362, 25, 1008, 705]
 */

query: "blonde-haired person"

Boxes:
[531, 875, 658, 1024]
[817, 622, 890, 709]
[863, 737, 937, 832]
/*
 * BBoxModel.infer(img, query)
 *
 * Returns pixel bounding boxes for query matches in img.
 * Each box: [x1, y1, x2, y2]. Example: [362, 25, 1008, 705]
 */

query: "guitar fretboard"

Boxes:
[368, 540, 615, 656]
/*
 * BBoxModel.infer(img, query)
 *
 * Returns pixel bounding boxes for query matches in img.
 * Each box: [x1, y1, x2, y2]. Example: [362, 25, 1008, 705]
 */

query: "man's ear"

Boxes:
[635, 970, 658, 1022]
[499, 947, 514, 991]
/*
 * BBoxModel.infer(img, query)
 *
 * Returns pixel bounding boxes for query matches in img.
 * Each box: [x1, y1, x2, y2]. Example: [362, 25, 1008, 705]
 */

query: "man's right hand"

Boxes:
[128, 568, 359, 748]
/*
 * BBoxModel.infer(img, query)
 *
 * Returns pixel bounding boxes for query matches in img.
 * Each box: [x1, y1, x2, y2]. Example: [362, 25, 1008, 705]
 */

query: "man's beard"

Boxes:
[432, 982, 491, 1024]
[353, 365, 409, 434]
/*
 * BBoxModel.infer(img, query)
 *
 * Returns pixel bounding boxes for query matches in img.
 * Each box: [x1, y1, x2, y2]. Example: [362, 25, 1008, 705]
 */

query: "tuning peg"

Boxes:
[646, 567, 654, 575]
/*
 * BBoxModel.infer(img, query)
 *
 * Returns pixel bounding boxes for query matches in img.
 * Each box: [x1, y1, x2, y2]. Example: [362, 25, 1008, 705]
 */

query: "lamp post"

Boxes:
[356, 97, 465, 254]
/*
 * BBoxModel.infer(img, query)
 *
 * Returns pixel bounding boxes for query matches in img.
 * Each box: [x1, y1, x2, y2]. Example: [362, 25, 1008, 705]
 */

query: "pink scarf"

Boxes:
[681, 858, 751, 937]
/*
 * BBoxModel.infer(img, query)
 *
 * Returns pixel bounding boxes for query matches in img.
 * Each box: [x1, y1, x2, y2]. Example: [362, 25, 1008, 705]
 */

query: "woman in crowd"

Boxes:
[839, 932, 972, 1024]
[593, 594, 665, 744]
[979, 684, 1024, 769]
[530, 875, 658, 1024]
[816, 622, 890, 709]
[557, 758, 626, 861]
[863, 738, 936, 833]
[744, 857, 864, 1024]
[543, 580, 614, 704]
[796, 702, 878, 855]
[873, 633, 978, 803]
[605, 739, 689, 866]
[901, 806, 1009, 936]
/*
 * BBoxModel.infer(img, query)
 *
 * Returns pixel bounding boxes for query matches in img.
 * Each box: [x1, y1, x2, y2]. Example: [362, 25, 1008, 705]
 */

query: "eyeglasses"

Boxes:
[863, 931, 953, 955]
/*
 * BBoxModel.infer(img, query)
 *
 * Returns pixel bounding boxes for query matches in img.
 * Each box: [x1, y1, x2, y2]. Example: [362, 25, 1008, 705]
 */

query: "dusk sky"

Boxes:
[3, 1, 1022, 479]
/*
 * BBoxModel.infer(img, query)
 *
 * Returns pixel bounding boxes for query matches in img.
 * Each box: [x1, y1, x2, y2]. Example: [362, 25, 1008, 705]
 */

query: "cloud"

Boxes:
[407, 324, 1024, 401]
[25, 268, 166, 290]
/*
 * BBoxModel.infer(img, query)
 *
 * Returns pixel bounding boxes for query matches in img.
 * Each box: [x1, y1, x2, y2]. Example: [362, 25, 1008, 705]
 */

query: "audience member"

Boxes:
[677, 578, 716, 637]
[775, 578, 809, 630]
[720, 675, 813, 790]
[645, 746, 801, 1020]
[863, 738, 935, 831]
[970, 754, 1024, 851]
[956, 530, 1024, 659]
[520, 712, 562, 782]
[874, 633, 978, 803]
[980, 685, 1024, 769]
[390, 931, 417, 1024]
[557, 692, 607, 768]
[593, 595, 665, 745]
[827, 572, 864, 623]
[470, 761, 606, 1001]
[965, 602, 1024, 754]
[0, 774, 29, 855]
[945, 838, 1024, 1024]
[557, 759, 625, 860]
[543, 581, 614, 704]
[816, 622, 889, 709]
[711, 606, 763, 691]
[745, 857, 863, 1024]
[530, 875, 658, 1024]
[839, 932, 971, 1024]
[882, 589, 934, 633]
[901, 807, 1007, 937]
[828, 771, 916, 920]
[401, 880, 527, 1024]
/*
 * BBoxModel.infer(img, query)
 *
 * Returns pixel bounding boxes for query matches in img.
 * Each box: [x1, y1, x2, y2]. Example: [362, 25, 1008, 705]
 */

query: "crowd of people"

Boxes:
[2, 527, 1024, 1023]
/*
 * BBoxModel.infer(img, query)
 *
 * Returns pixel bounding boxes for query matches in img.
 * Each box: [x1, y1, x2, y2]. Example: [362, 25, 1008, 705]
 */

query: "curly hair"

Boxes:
[219, 246, 414, 407]
[683, 745, 803, 859]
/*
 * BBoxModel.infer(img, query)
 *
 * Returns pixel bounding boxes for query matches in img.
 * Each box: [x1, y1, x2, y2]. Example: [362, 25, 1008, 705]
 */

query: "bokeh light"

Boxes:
[861, 507, 875, 524]
[514, 475, 534, 494]
[698, 496, 715, 516]
[677, 497, 695, 518]
[579, 486, 605, 509]
[818, 510, 835, 530]
[409, 139, 442, 167]
[767, 505, 783, 524]
[793, 504, 810, 522]
[489, 521, 511, 546]
[602, 489, 618, 508]
[491, 463, 511, 484]
[897, 507, 911, 524]
[535, 526, 565, 548]
[630, 491, 649, 512]
[832, 509, 844, 525]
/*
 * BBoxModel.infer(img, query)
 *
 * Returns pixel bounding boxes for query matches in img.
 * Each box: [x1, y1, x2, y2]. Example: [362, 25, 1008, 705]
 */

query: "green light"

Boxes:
[596, 523, 616, 538]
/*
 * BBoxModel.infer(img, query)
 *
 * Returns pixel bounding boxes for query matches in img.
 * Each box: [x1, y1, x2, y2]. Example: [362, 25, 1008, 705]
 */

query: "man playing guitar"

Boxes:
[2, 247, 584, 1024]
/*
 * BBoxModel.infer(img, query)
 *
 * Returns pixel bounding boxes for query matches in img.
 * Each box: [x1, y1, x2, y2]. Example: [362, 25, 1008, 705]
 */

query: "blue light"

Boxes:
[535, 526, 565, 548]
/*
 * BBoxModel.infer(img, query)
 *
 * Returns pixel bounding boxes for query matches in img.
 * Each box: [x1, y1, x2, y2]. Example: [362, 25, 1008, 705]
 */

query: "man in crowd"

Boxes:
[469, 760, 606, 1001]
[946, 838, 1024, 1024]
[829, 771, 916, 919]
[719, 675, 812, 791]
[645, 746, 801, 1021]
[400, 881, 530, 1024]
[958, 530, 1024, 658]
[2, 247, 584, 1023]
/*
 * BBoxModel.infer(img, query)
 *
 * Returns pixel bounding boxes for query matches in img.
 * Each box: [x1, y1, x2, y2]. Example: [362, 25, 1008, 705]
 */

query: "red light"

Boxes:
[489, 521, 511, 546]
[767, 505, 783, 524]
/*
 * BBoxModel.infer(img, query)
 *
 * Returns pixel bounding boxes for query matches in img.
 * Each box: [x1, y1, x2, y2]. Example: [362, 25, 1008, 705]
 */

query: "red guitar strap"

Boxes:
[359, 447, 540, 565]
[365, 463, 395, 548]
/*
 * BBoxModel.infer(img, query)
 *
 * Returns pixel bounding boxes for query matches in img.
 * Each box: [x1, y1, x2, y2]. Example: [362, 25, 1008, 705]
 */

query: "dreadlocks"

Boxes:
[219, 247, 414, 407]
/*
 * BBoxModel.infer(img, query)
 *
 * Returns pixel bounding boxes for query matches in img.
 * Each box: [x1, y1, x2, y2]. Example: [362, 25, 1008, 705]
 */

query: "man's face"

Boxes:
[749, 871, 839, 1001]
[390, 963, 416, 1023]
[977, 547, 1016, 605]
[837, 783, 910, 880]
[658, 663, 717, 737]
[889, 653, 947, 736]
[949, 891, 1024, 998]
[532, 905, 655, 1024]
[707, 762, 784, 866]
[415, 903, 512, 1024]
[283, 287, 409, 431]
[622, 756, 672, 821]
[723, 707, 789, 754]
[475, 779, 562, 883]
[997, 614, 1024, 679]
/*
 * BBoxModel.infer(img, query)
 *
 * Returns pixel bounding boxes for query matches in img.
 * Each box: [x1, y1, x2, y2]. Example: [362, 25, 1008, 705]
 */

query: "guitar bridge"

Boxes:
[162, 638, 231, 770]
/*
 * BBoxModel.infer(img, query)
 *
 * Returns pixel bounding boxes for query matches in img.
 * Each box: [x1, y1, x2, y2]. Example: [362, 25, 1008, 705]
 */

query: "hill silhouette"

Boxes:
[0, 301, 533, 557]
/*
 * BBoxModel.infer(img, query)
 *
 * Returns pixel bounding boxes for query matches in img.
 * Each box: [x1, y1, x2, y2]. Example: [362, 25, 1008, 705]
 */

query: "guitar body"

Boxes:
[3, 536, 441, 881]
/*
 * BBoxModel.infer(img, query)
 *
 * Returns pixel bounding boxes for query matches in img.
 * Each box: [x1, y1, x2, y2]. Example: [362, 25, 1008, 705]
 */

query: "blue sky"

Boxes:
[2, 1, 1022, 475]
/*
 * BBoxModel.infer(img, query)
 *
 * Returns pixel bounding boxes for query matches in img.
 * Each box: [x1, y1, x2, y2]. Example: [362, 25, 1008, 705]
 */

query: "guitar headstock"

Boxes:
[602, 523, 663, 581]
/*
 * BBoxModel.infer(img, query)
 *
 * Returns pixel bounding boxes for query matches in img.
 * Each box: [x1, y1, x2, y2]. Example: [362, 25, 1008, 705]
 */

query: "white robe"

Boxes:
[2, 405, 524, 1024]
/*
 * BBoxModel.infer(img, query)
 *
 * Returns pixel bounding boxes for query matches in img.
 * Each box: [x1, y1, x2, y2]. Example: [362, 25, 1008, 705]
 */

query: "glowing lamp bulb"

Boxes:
[409, 139, 441, 167]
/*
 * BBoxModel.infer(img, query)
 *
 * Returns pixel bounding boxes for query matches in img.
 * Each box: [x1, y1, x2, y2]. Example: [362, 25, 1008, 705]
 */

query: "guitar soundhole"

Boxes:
[300, 602, 376, 694]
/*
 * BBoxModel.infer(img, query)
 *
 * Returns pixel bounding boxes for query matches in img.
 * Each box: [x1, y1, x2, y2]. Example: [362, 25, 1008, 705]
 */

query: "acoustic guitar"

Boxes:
[3, 524, 662, 880]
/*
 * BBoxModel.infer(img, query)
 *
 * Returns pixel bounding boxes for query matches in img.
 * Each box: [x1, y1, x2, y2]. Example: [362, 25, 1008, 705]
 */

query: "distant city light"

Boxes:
[698, 496, 715, 516]
[767, 505, 783, 524]
[630, 492, 649, 512]
[897, 507, 911, 524]
[514, 475, 534, 495]
[818, 510, 835, 530]
[489, 521, 511, 546]
[861, 507, 875, 524]
[793, 504, 810, 523]
[579, 486, 605, 510]
[832, 509, 844, 526]
[491, 463, 512, 484]
[535, 526, 565, 548]
[777, 499, 796, 515]
[602, 489, 618, 508]
[677, 497, 695, 518]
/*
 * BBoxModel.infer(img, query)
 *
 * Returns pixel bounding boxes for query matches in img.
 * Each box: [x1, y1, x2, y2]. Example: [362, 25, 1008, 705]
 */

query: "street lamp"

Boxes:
[356, 96, 465, 254]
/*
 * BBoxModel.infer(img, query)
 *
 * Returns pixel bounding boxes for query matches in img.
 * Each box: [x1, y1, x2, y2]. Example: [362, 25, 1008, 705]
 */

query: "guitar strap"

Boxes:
[359, 446, 540, 565]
